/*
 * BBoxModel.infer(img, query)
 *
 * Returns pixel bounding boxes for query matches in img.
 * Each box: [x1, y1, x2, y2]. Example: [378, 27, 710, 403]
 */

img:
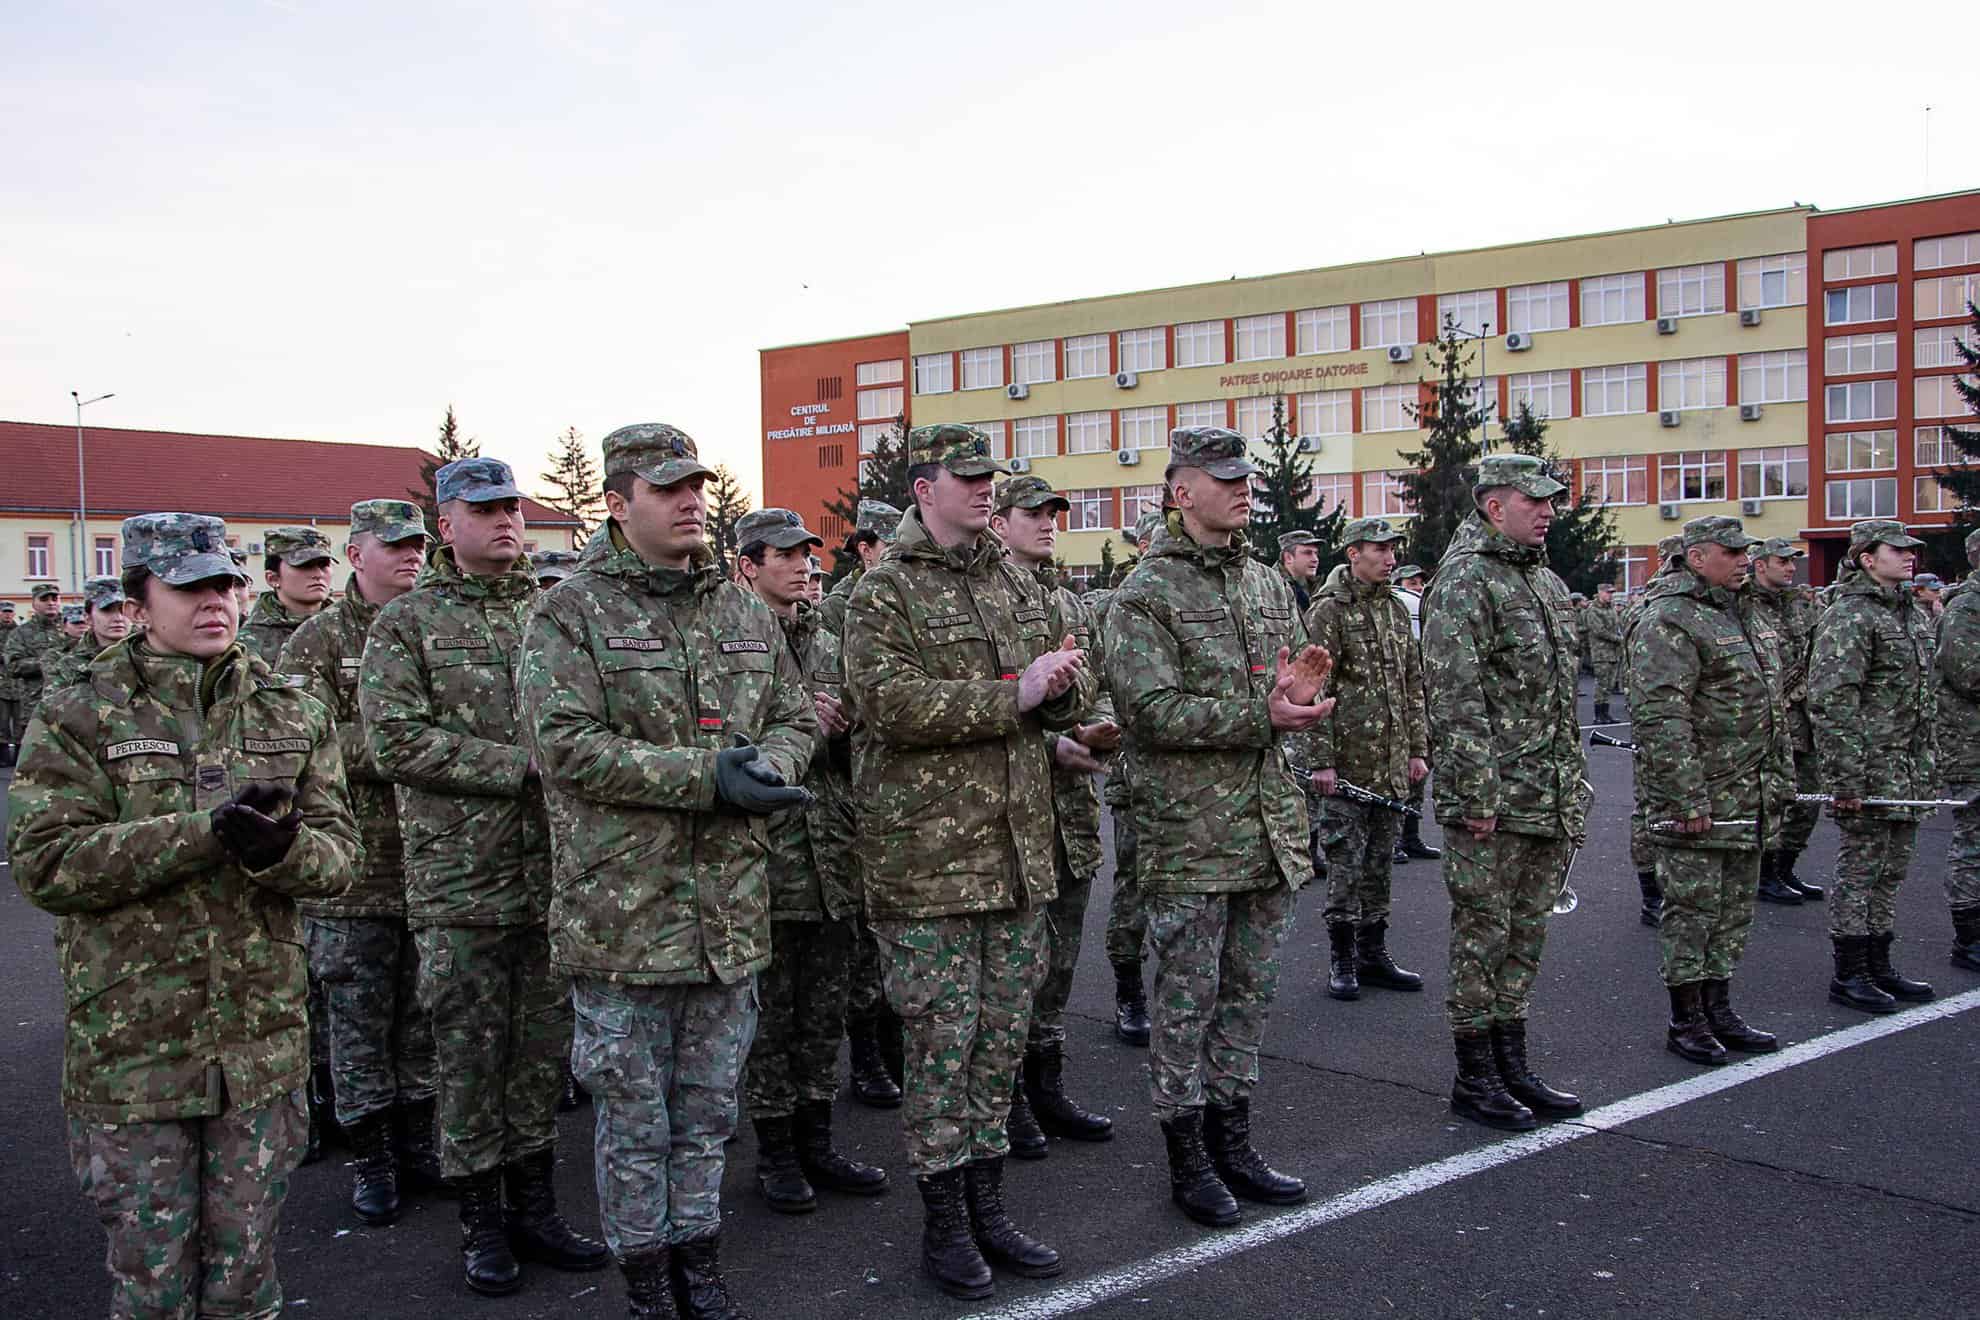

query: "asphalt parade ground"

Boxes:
[3, 687, 1975, 1319]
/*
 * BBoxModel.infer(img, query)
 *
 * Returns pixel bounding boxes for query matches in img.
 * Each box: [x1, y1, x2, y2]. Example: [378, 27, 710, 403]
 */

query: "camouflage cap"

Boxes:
[264, 525, 337, 566]
[1473, 453, 1566, 500]
[1392, 563, 1427, 581]
[1277, 530, 1320, 552]
[531, 549, 580, 582]
[1167, 426, 1255, 480]
[1750, 536, 1805, 560]
[0, 601, 14, 613]
[1911, 572, 1945, 590]
[1341, 517, 1405, 546]
[1682, 515, 1761, 551]
[435, 456, 525, 504]
[1570, 591, 1588, 603]
[856, 499, 904, 542]
[735, 507, 823, 552]
[993, 474, 1069, 514]
[1134, 509, 1163, 545]
[61, 603, 86, 625]
[908, 423, 1002, 478]
[602, 423, 713, 489]
[1658, 534, 1685, 561]
[807, 553, 826, 577]
[122, 513, 247, 587]
[1966, 525, 1980, 558]
[350, 499, 429, 543]
[30, 583, 60, 600]
[228, 546, 248, 568]
[1847, 518, 1925, 552]
[82, 575, 125, 609]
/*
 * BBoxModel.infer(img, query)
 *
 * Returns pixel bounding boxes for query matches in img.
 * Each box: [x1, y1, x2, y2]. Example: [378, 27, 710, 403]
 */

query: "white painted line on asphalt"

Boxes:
[968, 986, 1980, 1320]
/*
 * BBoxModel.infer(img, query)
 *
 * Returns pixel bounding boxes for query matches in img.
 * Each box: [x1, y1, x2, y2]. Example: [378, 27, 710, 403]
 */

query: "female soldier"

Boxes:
[43, 576, 134, 693]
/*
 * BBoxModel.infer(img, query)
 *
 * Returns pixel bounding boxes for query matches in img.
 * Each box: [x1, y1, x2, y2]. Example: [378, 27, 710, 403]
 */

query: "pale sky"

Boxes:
[3, 0, 1961, 504]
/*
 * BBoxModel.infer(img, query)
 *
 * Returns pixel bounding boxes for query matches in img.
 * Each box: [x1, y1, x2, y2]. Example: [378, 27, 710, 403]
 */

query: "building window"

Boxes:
[1584, 454, 1648, 506]
[1063, 334, 1108, 380]
[1118, 327, 1166, 373]
[1916, 426, 1958, 466]
[818, 444, 844, 468]
[1234, 396, 1279, 440]
[1915, 475, 1954, 514]
[858, 423, 892, 452]
[1916, 374, 1978, 420]
[1174, 320, 1226, 368]
[1233, 314, 1286, 363]
[1916, 273, 1980, 322]
[1506, 281, 1569, 334]
[93, 535, 116, 577]
[1065, 410, 1112, 455]
[1013, 416, 1057, 459]
[1121, 484, 1164, 525]
[1307, 473, 1355, 513]
[1822, 243, 1897, 281]
[1012, 340, 1056, 386]
[1581, 272, 1645, 326]
[1660, 450, 1726, 503]
[1826, 477, 1896, 520]
[1294, 306, 1350, 355]
[1659, 357, 1727, 412]
[1296, 389, 1353, 437]
[1120, 406, 1166, 450]
[1825, 379, 1897, 424]
[1174, 400, 1224, 431]
[1658, 263, 1725, 319]
[1507, 369, 1572, 419]
[26, 534, 51, 578]
[913, 353, 953, 395]
[1736, 252, 1807, 310]
[1062, 488, 1111, 531]
[856, 359, 903, 386]
[1917, 325, 1977, 369]
[973, 421, 1009, 460]
[1617, 545, 1651, 593]
[1437, 289, 1495, 337]
[1737, 446, 1808, 500]
[1826, 332, 1897, 376]
[1361, 383, 1416, 432]
[1917, 232, 1980, 271]
[857, 386, 902, 421]
[959, 346, 1004, 391]
[1066, 565, 1097, 590]
[1360, 298, 1417, 349]
[1824, 429, 1896, 473]
[1824, 282, 1897, 326]
[1362, 469, 1414, 517]
[1581, 363, 1647, 416]
[1737, 350, 1807, 404]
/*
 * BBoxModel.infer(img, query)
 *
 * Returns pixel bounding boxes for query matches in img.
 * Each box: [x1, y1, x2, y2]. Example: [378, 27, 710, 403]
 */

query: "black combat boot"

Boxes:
[395, 1096, 447, 1194]
[1829, 935, 1899, 1014]
[1112, 961, 1151, 1046]
[1665, 983, 1727, 1065]
[1637, 870, 1664, 928]
[1393, 839, 1412, 866]
[1005, 1077, 1048, 1160]
[964, 1157, 1063, 1278]
[347, 1108, 401, 1226]
[671, 1234, 750, 1320]
[1866, 931, 1934, 1001]
[877, 1005, 906, 1091]
[1593, 698, 1613, 725]
[1450, 1029, 1536, 1131]
[1489, 1020, 1583, 1117]
[559, 1061, 585, 1112]
[1779, 849, 1823, 900]
[793, 1099, 888, 1194]
[1699, 979, 1778, 1053]
[1159, 1110, 1240, 1227]
[1355, 920, 1423, 992]
[1402, 815, 1441, 860]
[620, 1245, 678, 1320]
[1203, 1097, 1306, 1204]
[916, 1170, 993, 1299]
[1023, 1042, 1113, 1142]
[302, 1060, 333, 1165]
[1952, 906, 1980, 972]
[1325, 922, 1359, 1001]
[846, 1016, 902, 1108]
[457, 1170, 522, 1295]
[1756, 852, 1803, 905]
[504, 1148, 610, 1271]
[0, 740, 15, 768]
[751, 1116, 816, 1213]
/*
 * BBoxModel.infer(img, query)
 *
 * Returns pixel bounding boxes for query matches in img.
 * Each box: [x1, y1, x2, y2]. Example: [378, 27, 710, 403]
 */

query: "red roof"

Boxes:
[0, 420, 576, 525]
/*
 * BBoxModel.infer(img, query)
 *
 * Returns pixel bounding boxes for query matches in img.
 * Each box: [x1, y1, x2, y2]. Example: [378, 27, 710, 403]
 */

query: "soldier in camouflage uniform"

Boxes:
[1277, 529, 1321, 612]
[278, 500, 441, 1226]
[844, 424, 1093, 1299]
[729, 506, 887, 1219]
[2, 583, 68, 746]
[43, 577, 132, 694]
[1744, 537, 1826, 904]
[1421, 454, 1586, 1133]
[531, 548, 581, 587]
[1303, 517, 1429, 1002]
[991, 475, 1118, 1151]
[1623, 534, 1688, 928]
[1810, 519, 1939, 1013]
[362, 458, 606, 1295]
[1935, 526, 1980, 972]
[1584, 580, 1626, 724]
[1627, 517, 1793, 1066]
[1911, 572, 1947, 619]
[237, 527, 336, 666]
[0, 600, 15, 766]
[9, 512, 360, 1320]
[1107, 427, 1324, 1231]
[1105, 509, 1163, 1046]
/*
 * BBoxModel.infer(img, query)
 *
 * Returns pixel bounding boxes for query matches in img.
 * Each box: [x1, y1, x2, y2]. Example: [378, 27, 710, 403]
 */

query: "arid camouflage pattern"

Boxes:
[1145, 883, 1296, 1118]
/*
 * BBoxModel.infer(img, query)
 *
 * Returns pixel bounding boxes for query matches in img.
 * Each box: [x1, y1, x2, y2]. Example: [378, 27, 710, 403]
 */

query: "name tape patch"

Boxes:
[924, 613, 971, 629]
[339, 658, 362, 671]
[1179, 609, 1227, 624]
[430, 637, 488, 650]
[245, 737, 311, 755]
[718, 639, 770, 655]
[606, 637, 666, 652]
[1260, 606, 1292, 620]
[1013, 608, 1047, 624]
[105, 738, 179, 761]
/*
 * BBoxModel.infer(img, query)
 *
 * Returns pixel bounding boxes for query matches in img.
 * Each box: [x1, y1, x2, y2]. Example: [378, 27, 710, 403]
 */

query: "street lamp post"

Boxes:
[71, 391, 114, 592]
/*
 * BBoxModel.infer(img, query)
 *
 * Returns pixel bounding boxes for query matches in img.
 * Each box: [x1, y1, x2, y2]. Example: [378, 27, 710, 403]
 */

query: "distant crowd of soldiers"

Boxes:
[5, 421, 1978, 1319]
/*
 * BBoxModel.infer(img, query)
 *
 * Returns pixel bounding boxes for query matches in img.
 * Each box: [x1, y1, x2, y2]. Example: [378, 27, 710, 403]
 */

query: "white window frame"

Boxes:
[1826, 476, 1896, 520]
[93, 535, 116, 578]
[1916, 325, 1977, 369]
[972, 421, 1009, 460]
[1174, 320, 1226, 369]
[1064, 410, 1112, 455]
[1295, 389, 1352, 437]
[1234, 396, 1278, 440]
[1658, 263, 1726, 319]
[1294, 305, 1350, 355]
[1361, 469, 1413, 517]
[1661, 449, 1727, 504]
[1581, 363, 1646, 416]
[1064, 488, 1111, 532]
[856, 386, 903, 421]
[1062, 333, 1108, 380]
[1307, 472, 1355, 514]
[1915, 475, 1954, 514]
[1658, 357, 1728, 412]
[1437, 289, 1495, 337]
[1011, 339, 1056, 386]
[1736, 252, 1807, 310]
[1824, 379, 1897, 424]
[1118, 327, 1166, 373]
[1581, 272, 1645, 327]
[1013, 416, 1058, 459]
[1917, 232, 1980, 272]
[1584, 454, 1647, 506]
[1737, 446, 1808, 500]
[1121, 483, 1164, 524]
[1359, 298, 1417, 349]
[1119, 406, 1166, 450]
[1233, 313, 1286, 363]
[1737, 350, 1807, 405]
[1173, 400, 1224, 431]
[1825, 429, 1896, 474]
[1822, 243, 1897, 281]
[1916, 426, 1959, 467]
[1825, 333, 1897, 376]
[1824, 282, 1897, 327]
[1505, 281, 1570, 334]
[1915, 273, 1980, 322]
[913, 353, 953, 395]
[1915, 374, 1979, 420]
[1507, 369, 1572, 420]
[857, 423, 892, 453]
[26, 533, 51, 578]
[959, 346, 1004, 391]
[855, 359, 903, 387]
[1361, 383, 1416, 433]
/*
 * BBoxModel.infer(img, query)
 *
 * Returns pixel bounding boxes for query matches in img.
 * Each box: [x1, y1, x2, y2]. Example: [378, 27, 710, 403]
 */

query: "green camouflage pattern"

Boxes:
[1831, 819, 1919, 937]
[305, 915, 435, 1125]
[1302, 568, 1427, 797]
[1036, 565, 1108, 879]
[237, 592, 315, 668]
[1934, 576, 1980, 787]
[1145, 883, 1296, 1118]
[1742, 578, 1823, 852]
[1104, 802, 1148, 966]
[764, 603, 852, 921]
[743, 917, 853, 1118]
[83, 575, 126, 609]
[121, 512, 242, 586]
[1, 612, 66, 708]
[1473, 452, 1566, 499]
[856, 499, 904, 541]
[1166, 425, 1257, 480]
[600, 422, 714, 490]
[262, 526, 335, 567]
[40, 634, 101, 696]
[1656, 849, 1759, 986]
[350, 498, 429, 542]
[1584, 599, 1626, 697]
[1315, 795, 1401, 926]
[906, 423, 1002, 477]
[1033, 851, 1094, 1047]
[434, 456, 525, 504]
[1846, 518, 1926, 554]
[994, 474, 1070, 513]
[1442, 829, 1572, 1030]
[1809, 569, 1938, 815]
[734, 507, 823, 552]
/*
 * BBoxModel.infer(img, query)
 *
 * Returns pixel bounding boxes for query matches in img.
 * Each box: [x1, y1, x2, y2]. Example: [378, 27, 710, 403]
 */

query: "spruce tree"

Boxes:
[538, 426, 605, 536]
[705, 463, 753, 565]
[1247, 396, 1344, 572]
[413, 405, 480, 534]
[1098, 537, 1118, 588]
[1395, 317, 1491, 573]
[1921, 299, 1980, 577]
[1501, 401, 1622, 594]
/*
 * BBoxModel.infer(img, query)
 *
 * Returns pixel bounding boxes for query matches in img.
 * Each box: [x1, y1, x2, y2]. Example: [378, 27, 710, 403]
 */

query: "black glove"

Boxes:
[713, 734, 812, 815]
[212, 784, 303, 871]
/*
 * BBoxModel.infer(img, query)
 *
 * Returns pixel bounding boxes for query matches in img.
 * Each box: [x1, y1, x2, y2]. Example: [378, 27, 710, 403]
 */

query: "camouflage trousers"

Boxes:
[68, 1084, 306, 1320]
[1942, 784, 1980, 915]
[1779, 747, 1822, 857]
[1444, 829, 1571, 1031]
[1593, 653, 1625, 700]
[845, 911, 887, 1026]
[1104, 805, 1149, 968]
[1316, 794, 1400, 926]
[0, 696, 18, 744]
[572, 976, 756, 1254]
[415, 923, 567, 1179]
[743, 918, 852, 1119]
[1145, 881, 1297, 1120]
[873, 908, 1044, 1176]
[1655, 847, 1759, 985]
[1829, 817, 1918, 937]
[1030, 839, 1094, 1048]
[305, 916, 436, 1126]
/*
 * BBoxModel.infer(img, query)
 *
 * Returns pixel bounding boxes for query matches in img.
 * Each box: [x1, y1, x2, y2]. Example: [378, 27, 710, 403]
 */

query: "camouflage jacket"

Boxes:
[8, 638, 359, 1122]
[238, 593, 314, 668]
[519, 529, 815, 984]
[1278, 565, 1313, 614]
[1034, 565, 1107, 880]
[802, 593, 862, 920]
[2, 614, 66, 707]
[843, 507, 1090, 920]
[1302, 569, 1428, 798]
[1808, 569, 1938, 816]
[41, 635, 99, 696]
[1742, 580, 1820, 751]
[816, 568, 859, 638]
[361, 546, 549, 927]
[1583, 600, 1625, 665]
[764, 602, 853, 922]
[280, 582, 404, 918]
[1626, 564, 1794, 851]
[1105, 517, 1313, 894]
[1420, 513, 1585, 838]
[1938, 581, 1980, 787]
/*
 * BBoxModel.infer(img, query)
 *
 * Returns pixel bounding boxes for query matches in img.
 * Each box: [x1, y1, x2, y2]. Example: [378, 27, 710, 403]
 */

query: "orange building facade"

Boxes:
[759, 330, 909, 545]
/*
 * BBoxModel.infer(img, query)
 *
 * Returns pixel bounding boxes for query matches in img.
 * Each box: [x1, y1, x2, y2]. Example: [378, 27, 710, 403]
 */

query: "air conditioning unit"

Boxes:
[1658, 503, 1681, 521]
[1115, 448, 1141, 467]
[1741, 498, 1764, 516]
[1113, 370, 1139, 389]
[1007, 456, 1031, 474]
[1005, 382, 1030, 401]
[1504, 332, 1534, 352]
[247, 542, 264, 555]
[1386, 344, 1413, 364]
[1656, 317, 1679, 335]
[1739, 308, 1763, 328]
[1739, 402, 1764, 422]
[1296, 435, 1323, 454]
[1659, 410, 1681, 428]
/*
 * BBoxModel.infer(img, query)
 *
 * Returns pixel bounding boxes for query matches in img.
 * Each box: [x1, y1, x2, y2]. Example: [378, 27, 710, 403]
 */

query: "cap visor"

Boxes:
[377, 523, 431, 544]
[1203, 458, 1258, 479]
[455, 483, 526, 503]
[944, 459, 1003, 477]
[1893, 534, 1927, 549]
[155, 553, 249, 587]
[280, 551, 336, 566]
[760, 528, 825, 550]
[632, 461, 715, 490]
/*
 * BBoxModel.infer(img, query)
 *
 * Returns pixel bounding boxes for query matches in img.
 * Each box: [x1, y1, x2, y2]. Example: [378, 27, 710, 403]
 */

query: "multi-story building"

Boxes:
[761, 189, 1980, 585]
